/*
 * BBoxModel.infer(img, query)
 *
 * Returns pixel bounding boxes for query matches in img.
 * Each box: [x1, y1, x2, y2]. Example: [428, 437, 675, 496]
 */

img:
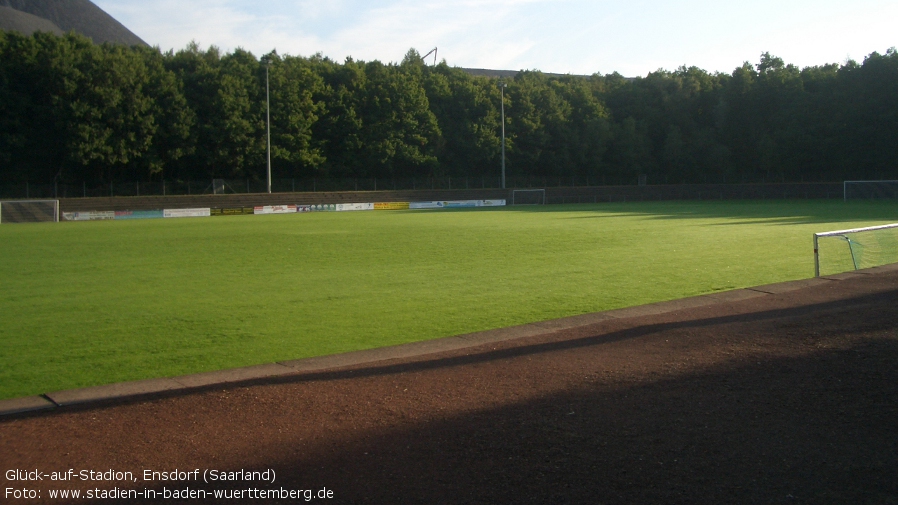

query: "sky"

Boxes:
[94, 0, 897, 77]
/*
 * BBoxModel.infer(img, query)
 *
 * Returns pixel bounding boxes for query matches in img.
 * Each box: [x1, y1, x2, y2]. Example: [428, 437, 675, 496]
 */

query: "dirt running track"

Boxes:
[2, 268, 898, 505]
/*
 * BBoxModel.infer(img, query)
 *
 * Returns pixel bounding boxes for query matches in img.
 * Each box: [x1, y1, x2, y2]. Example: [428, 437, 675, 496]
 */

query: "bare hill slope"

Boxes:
[0, 5, 63, 36]
[0, 0, 145, 45]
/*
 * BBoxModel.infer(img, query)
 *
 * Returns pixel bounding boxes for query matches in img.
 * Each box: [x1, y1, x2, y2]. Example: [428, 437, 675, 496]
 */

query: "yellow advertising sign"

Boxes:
[374, 202, 410, 210]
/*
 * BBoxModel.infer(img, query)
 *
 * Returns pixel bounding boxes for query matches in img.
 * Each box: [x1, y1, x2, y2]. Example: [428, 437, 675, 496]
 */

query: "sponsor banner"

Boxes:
[298, 204, 337, 212]
[114, 210, 164, 220]
[409, 201, 442, 209]
[163, 208, 211, 218]
[374, 202, 410, 210]
[335, 202, 374, 212]
[440, 200, 481, 208]
[211, 207, 254, 216]
[62, 211, 115, 221]
[409, 200, 504, 209]
[254, 205, 298, 215]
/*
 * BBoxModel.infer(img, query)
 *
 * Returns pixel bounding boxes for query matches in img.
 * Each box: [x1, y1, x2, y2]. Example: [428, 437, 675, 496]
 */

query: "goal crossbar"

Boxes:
[815, 223, 898, 238]
[814, 222, 898, 277]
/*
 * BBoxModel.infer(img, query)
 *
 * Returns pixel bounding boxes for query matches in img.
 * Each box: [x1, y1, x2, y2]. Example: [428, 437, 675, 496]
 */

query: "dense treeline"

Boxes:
[1, 30, 896, 187]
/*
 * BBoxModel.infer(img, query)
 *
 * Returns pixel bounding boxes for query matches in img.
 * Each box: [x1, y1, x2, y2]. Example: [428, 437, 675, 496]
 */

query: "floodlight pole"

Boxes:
[266, 61, 272, 194]
[500, 82, 507, 190]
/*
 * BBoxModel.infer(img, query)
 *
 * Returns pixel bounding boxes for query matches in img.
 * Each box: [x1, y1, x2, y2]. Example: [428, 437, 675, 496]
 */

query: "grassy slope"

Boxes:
[1, 200, 896, 399]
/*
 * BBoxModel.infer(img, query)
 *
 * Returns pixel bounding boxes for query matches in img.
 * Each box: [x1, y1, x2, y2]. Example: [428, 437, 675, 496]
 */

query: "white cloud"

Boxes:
[95, 0, 897, 76]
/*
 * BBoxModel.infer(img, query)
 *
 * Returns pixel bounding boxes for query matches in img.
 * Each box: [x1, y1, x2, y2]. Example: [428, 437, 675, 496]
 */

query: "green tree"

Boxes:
[166, 44, 263, 180]
[0, 32, 161, 185]
[422, 63, 501, 177]
[136, 46, 194, 182]
[263, 52, 327, 178]
[360, 60, 440, 177]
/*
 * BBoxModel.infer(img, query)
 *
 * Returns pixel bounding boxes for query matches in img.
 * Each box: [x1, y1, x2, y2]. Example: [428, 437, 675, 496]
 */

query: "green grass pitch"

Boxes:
[1, 200, 897, 400]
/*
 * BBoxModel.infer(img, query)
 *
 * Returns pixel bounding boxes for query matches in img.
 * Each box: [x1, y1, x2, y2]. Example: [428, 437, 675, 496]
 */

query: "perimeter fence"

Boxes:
[1, 177, 849, 202]
[1, 175, 671, 199]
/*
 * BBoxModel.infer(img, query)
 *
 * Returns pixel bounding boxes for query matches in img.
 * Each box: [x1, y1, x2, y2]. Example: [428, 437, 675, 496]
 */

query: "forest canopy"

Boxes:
[1, 31, 896, 186]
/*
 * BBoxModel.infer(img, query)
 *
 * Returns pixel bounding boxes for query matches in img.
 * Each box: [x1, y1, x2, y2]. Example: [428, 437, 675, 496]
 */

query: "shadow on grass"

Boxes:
[511, 200, 898, 227]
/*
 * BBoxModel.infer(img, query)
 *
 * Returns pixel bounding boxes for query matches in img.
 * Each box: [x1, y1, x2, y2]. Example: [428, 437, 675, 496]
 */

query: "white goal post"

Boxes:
[843, 180, 898, 201]
[512, 189, 546, 205]
[814, 223, 898, 277]
[0, 200, 59, 224]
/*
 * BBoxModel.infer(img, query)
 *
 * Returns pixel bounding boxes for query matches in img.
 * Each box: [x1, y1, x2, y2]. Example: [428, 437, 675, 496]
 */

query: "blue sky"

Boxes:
[94, 0, 897, 76]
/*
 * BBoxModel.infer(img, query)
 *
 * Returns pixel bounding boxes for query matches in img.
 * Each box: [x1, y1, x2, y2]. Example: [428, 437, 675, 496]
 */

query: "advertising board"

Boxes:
[335, 203, 374, 212]
[163, 208, 211, 218]
[408, 200, 505, 209]
[211, 207, 254, 216]
[114, 210, 164, 220]
[254, 205, 298, 215]
[297, 204, 337, 212]
[374, 202, 410, 210]
[62, 211, 115, 221]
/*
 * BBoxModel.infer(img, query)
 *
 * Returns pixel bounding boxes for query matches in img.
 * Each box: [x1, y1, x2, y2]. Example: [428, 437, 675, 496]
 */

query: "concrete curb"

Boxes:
[3, 264, 897, 417]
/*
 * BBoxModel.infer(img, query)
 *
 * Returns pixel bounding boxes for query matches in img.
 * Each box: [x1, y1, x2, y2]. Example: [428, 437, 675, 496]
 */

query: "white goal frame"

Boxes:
[843, 180, 898, 201]
[512, 189, 546, 205]
[814, 223, 898, 276]
[0, 199, 60, 224]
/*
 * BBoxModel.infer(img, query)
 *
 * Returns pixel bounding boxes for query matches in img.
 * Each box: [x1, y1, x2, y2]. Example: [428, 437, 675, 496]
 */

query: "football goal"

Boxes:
[844, 180, 898, 201]
[814, 223, 898, 276]
[0, 200, 59, 224]
[512, 189, 546, 205]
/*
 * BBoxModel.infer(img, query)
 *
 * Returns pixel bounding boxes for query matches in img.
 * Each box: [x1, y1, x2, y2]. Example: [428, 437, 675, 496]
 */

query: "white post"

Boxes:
[266, 62, 272, 194]
[500, 82, 507, 190]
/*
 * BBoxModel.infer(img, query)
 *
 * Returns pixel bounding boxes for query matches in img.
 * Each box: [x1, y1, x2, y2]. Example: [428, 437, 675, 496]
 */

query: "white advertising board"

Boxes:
[62, 211, 115, 221]
[298, 204, 337, 212]
[335, 202, 374, 212]
[254, 205, 297, 215]
[163, 208, 211, 218]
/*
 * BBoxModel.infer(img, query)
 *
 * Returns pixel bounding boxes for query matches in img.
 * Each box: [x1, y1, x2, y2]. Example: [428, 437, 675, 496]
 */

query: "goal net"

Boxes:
[844, 180, 898, 201]
[814, 223, 898, 276]
[0, 200, 59, 224]
[512, 189, 545, 205]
